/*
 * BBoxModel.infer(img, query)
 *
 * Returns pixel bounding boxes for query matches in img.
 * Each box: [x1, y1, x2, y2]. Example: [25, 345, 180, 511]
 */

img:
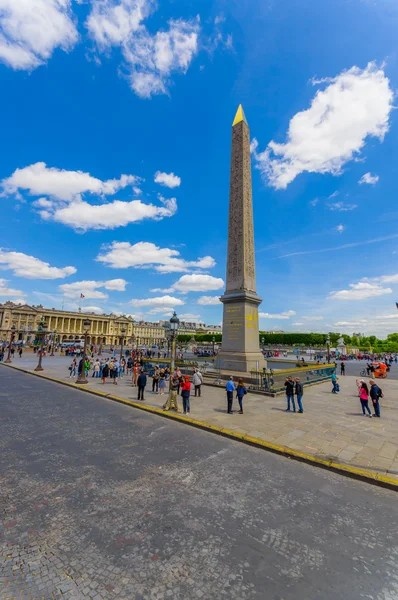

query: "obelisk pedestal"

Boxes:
[217, 105, 265, 373]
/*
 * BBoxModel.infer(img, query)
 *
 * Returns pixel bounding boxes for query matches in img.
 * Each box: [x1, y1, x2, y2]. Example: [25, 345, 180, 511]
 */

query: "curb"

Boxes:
[2, 363, 398, 492]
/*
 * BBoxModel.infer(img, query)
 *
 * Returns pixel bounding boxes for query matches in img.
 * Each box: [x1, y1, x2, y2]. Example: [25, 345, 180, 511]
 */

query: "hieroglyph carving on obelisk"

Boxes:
[218, 105, 265, 373]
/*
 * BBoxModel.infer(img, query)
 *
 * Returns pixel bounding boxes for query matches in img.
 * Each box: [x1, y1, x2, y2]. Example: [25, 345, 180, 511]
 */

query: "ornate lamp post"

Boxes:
[326, 334, 331, 364]
[212, 336, 216, 356]
[119, 327, 126, 359]
[50, 330, 56, 356]
[261, 336, 265, 351]
[5, 325, 16, 363]
[76, 319, 91, 384]
[34, 321, 48, 372]
[169, 312, 179, 389]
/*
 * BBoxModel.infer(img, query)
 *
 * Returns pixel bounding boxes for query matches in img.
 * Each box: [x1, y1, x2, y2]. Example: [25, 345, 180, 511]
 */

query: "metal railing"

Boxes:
[249, 365, 335, 393]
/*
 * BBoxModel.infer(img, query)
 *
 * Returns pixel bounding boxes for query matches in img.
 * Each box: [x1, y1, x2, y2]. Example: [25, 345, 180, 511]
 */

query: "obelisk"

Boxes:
[217, 105, 265, 373]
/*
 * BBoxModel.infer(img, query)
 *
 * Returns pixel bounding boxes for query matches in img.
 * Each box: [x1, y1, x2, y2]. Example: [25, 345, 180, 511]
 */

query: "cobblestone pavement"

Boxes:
[3, 355, 398, 481]
[1, 369, 398, 600]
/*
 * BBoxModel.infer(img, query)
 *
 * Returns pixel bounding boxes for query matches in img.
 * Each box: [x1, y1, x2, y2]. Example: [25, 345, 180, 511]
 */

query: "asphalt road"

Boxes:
[1, 368, 398, 600]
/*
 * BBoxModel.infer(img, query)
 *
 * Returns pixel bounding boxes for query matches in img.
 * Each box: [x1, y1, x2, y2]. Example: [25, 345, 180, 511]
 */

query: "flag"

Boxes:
[80, 293, 85, 299]
[396, 302, 398, 310]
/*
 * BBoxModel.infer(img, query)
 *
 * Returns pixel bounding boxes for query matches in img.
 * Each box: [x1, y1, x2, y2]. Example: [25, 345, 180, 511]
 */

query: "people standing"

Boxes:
[101, 361, 109, 384]
[369, 379, 382, 417]
[158, 369, 167, 395]
[18, 347, 23, 358]
[181, 376, 192, 415]
[359, 380, 372, 417]
[193, 368, 203, 397]
[236, 378, 247, 414]
[226, 376, 236, 414]
[331, 371, 339, 394]
[137, 370, 147, 401]
[295, 377, 304, 413]
[152, 366, 160, 393]
[340, 362, 345, 376]
[163, 376, 179, 412]
[284, 376, 296, 412]
[93, 359, 100, 378]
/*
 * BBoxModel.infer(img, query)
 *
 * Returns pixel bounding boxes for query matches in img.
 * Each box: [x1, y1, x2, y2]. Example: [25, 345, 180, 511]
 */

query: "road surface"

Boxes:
[1, 368, 398, 600]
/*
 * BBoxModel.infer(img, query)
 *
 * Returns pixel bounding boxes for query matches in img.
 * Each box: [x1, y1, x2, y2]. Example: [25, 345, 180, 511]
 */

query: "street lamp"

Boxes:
[50, 330, 56, 356]
[76, 319, 91, 384]
[120, 327, 126, 359]
[34, 322, 48, 372]
[5, 325, 16, 363]
[212, 336, 216, 356]
[169, 312, 179, 389]
[326, 334, 331, 364]
[261, 336, 265, 350]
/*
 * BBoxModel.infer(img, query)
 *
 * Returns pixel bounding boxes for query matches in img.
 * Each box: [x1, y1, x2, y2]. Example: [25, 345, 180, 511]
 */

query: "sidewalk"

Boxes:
[2, 354, 398, 486]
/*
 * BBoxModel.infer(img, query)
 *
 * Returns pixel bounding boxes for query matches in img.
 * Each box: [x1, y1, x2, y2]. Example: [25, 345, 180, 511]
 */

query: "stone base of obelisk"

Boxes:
[216, 351, 266, 374]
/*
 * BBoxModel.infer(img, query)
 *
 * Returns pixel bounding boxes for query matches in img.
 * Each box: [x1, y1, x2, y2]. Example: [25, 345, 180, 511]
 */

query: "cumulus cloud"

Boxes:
[154, 171, 181, 188]
[172, 274, 224, 293]
[197, 295, 221, 305]
[0, 278, 26, 297]
[259, 310, 296, 320]
[0, 249, 76, 279]
[359, 172, 379, 185]
[0, 0, 78, 71]
[59, 279, 128, 299]
[96, 241, 215, 273]
[179, 314, 201, 321]
[252, 63, 394, 189]
[302, 316, 324, 321]
[86, 0, 200, 98]
[130, 295, 185, 307]
[82, 306, 106, 314]
[327, 202, 358, 212]
[329, 281, 392, 301]
[1, 162, 139, 202]
[336, 224, 345, 233]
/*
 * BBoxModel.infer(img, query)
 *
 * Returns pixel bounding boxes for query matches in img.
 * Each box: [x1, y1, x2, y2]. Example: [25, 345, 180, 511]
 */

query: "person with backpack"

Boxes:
[236, 378, 247, 414]
[359, 380, 372, 417]
[295, 377, 304, 413]
[369, 379, 382, 417]
[193, 368, 203, 397]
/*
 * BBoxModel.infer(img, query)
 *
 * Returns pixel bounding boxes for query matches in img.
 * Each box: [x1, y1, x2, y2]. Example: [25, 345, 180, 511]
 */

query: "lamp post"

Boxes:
[261, 336, 265, 351]
[120, 327, 126, 359]
[50, 331, 56, 356]
[76, 319, 91, 384]
[5, 325, 16, 363]
[169, 312, 179, 389]
[212, 336, 216, 356]
[34, 322, 48, 372]
[326, 334, 331, 364]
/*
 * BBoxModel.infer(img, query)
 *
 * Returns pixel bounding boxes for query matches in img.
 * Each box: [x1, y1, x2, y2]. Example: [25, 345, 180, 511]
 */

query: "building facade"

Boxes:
[0, 302, 167, 347]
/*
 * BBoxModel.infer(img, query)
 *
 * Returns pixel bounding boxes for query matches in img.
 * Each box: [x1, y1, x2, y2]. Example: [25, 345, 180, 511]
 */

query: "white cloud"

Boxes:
[154, 171, 181, 188]
[48, 196, 177, 231]
[310, 198, 319, 207]
[172, 274, 224, 293]
[86, 0, 200, 98]
[197, 295, 221, 305]
[328, 191, 339, 199]
[327, 202, 358, 212]
[252, 63, 394, 189]
[259, 310, 296, 320]
[378, 274, 398, 284]
[83, 306, 106, 314]
[2, 162, 139, 202]
[130, 295, 185, 307]
[359, 172, 379, 185]
[336, 224, 345, 233]
[0, 278, 26, 297]
[292, 322, 304, 326]
[59, 279, 128, 299]
[96, 241, 215, 273]
[302, 316, 324, 321]
[329, 282, 392, 301]
[147, 306, 175, 314]
[179, 314, 201, 321]
[0, 249, 76, 279]
[0, 0, 78, 71]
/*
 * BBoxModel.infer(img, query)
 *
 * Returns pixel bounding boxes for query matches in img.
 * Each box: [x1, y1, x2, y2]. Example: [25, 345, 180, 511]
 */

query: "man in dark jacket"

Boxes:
[295, 377, 304, 413]
[369, 379, 382, 417]
[137, 371, 147, 401]
[284, 376, 296, 412]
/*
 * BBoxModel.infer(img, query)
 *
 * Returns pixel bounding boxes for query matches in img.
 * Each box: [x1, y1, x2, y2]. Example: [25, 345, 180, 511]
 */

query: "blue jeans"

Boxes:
[286, 395, 296, 411]
[360, 399, 371, 415]
[182, 395, 190, 413]
[372, 400, 380, 417]
[332, 381, 338, 393]
[296, 394, 303, 412]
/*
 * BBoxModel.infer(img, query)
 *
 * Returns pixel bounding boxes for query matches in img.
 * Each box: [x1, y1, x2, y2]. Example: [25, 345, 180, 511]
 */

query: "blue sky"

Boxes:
[1, 0, 398, 336]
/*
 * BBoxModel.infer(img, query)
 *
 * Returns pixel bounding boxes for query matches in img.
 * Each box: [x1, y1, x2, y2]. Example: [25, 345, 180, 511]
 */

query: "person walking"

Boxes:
[137, 370, 147, 401]
[181, 376, 192, 415]
[295, 377, 304, 413]
[163, 376, 179, 412]
[340, 362, 345, 376]
[226, 376, 236, 414]
[193, 368, 203, 397]
[236, 378, 247, 414]
[18, 347, 23, 358]
[93, 359, 100, 378]
[369, 379, 382, 417]
[284, 376, 296, 412]
[331, 371, 339, 393]
[158, 369, 167, 396]
[359, 380, 372, 417]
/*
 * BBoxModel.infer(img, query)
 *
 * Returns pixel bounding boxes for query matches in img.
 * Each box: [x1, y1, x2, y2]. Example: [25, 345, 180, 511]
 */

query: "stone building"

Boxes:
[0, 302, 167, 347]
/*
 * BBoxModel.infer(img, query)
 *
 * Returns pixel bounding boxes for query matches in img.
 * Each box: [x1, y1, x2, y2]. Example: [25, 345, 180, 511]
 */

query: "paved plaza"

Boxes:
[2, 354, 398, 483]
[1, 368, 398, 600]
